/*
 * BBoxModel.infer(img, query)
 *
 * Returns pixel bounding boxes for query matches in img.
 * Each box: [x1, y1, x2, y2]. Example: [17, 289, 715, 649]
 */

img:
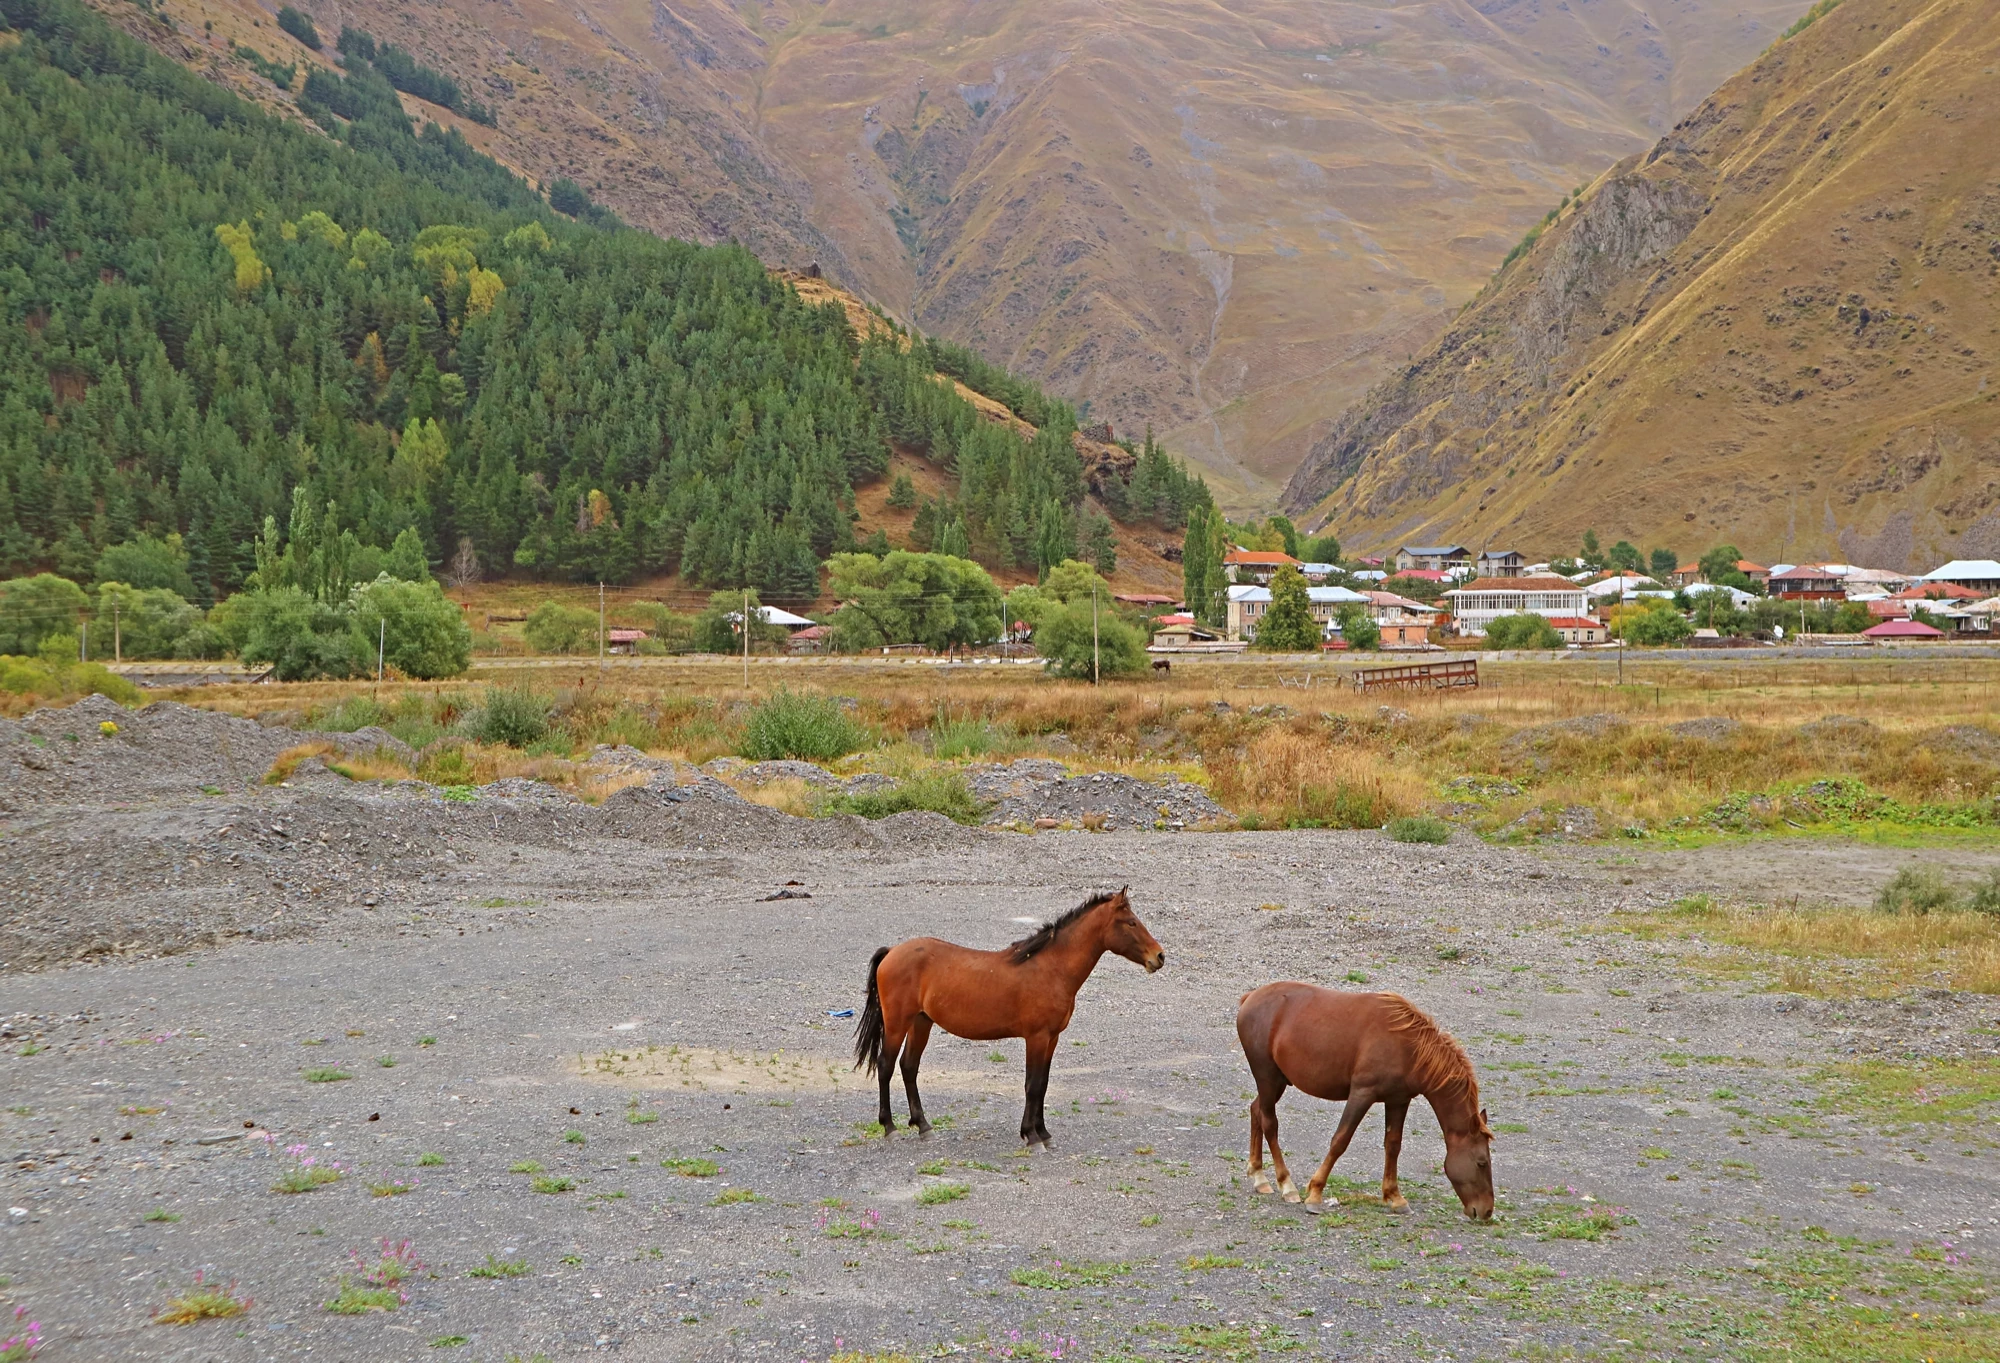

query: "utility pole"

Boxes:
[79, 621, 86, 662]
[112, 601, 121, 664]
[598, 581, 606, 671]
[377, 618, 386, 688]
[1092, 582, 1100, 685]
[742, 588, 751, 689]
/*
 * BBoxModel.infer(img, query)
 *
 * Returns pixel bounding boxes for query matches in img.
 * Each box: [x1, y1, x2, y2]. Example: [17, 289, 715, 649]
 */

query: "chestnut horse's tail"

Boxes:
[853, 946, 891, 1075]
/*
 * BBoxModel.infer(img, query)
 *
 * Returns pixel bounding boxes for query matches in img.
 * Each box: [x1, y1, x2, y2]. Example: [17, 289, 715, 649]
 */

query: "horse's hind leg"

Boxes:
[1301, 1089, 1374, 1214]
[876, 1008, 912, 1137]
[900, 1013, 934, 1135]
[1380, 1097, 1411, 1212]
[1246, 1069, 1294, 1200]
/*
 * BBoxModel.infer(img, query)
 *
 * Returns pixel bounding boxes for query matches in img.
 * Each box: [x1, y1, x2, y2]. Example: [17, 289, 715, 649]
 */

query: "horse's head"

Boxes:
[1101, 887, 1165, 973]
[1442, 1107, 1495, 1221]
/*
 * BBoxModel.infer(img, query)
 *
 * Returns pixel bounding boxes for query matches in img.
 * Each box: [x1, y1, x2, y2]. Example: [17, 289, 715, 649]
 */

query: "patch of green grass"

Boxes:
[1183, 1254, 1245, 1271]
[915, 1181, 970, 1206]
[1175, 1323, 1255, 1360]
[530, 1175, 577, 1194]
[302, 1067, 352, 1083]
[326, 1283, 401, 1314]
[662, 1157, 718, 1177]
[155, 1278, 251, 1324]
[272, 1165, 342, 1194]
[1344, 970, 1369, 984]
[1817, 1057, 2000, 1130]
[1365, 1256, 1403, 1271]
[430, 1335, 470, 1348]
[564, 1129, 585, 1144]
[712, 1188, 763, 1205]
[416, 1152, 445, 1166]
[508, 1160, 543, 1174]
[1529, 1203, 1628, 1241]
[918, 1159, 950, 1176]
[818, 769, 988, 825]
[1386, 814, 1451, 844]
[466, 1255, 530, 1279]
[625, 1110, 658, 1125]
[370, 1179, 418, 1197]
[143, 1207, 180, 1222]
[376, 1055, 396, 1068]
[418, 1036, 437, 1047]
[1493, 1122, 1530, 1134]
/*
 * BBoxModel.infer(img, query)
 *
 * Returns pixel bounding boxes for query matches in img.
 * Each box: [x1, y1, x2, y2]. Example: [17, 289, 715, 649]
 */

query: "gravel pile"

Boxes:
[0, 696, 296, 812]
[966, 759, 1228, 831]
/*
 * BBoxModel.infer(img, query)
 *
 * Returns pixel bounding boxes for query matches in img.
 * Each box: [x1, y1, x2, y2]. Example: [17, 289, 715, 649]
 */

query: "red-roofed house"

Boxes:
[1862, 618, 1945, 640]
[1222, 550, 1301, 585]
[1544, 616, 1607, 644]
[785, 624, 832, 654]
[605, 628, 648, 655]
[1441, 575, 1590, 637]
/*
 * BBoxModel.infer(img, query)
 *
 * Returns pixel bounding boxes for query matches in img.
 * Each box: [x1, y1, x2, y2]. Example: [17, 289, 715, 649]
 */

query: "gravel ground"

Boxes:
[4, 702, 2000, 1361]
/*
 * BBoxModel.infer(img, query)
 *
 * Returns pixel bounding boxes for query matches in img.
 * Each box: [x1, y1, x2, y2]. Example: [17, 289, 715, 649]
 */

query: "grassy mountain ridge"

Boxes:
[81, 0, 1809, 510]
[1282, 0, 2000, 571]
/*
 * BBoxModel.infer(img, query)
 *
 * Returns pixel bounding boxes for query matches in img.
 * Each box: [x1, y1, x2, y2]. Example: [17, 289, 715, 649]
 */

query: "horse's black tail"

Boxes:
[853, 946, 891, 1075]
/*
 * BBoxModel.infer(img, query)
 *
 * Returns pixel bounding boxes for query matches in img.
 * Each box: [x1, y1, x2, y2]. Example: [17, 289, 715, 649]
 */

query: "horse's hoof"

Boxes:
[1298, 1199, 1322, 1216]
[1251, 1177, 1274, 1196]
[1281, 1187, 1302, 1205]
[1386, 1198, 1411, 1215]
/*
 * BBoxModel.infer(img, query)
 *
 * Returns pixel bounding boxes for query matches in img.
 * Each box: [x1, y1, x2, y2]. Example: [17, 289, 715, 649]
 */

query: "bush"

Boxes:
[350, 576, 472, 678]
[739, 689, 867, 762]
[1874, 866, 1960, 915]
[238, 587, 359, 681]
[1034, 602, 1148, 680]
[1482, 613, 1564, 650]
[1968, 871, 2000, 915]
[1336, 603, 1380, 651]
[473, 684, 553, 747]
[523, 602, 599, 655]
[276, 4, 320, 47]
[0, 656, 143, 705]
[1610, 599, 1693, 646]
[0, 574, 90, 655]
[820, 770, 987, 825]
[95, 534, 196, 596]
[1386, 815, 1451, 844]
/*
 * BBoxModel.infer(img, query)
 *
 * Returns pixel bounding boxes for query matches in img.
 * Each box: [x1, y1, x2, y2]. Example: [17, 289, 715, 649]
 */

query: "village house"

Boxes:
[1475, 549, 1527, 578]
[1545, 616, 1607, 645]
[1148, 613, 1227, 649]
[605, 628, 647, 655]
[1670, 559, 1771, 589]
[1768, 564, 1851, 599]
[1221, 549, 1300, 585]
[1361, 590, 1440, 648]
[1394, 545, 1474, 575]
[1922, 560, 2000, 594]
[1441, 574, 1590, 637]
[1225, 583, 1371, 641]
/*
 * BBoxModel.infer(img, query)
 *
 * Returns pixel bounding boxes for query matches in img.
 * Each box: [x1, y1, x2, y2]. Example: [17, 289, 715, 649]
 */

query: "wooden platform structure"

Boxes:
[1349, 658, 1478, 692]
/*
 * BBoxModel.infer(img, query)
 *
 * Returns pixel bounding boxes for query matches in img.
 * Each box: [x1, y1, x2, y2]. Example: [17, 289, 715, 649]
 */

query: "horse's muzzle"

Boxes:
[1145, 951, 1166, 974]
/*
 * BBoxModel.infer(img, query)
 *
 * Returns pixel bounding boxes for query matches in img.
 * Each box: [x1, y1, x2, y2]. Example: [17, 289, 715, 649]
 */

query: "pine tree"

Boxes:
[1254, 566, 1320, 652]
[1086, 511, 1118, 576]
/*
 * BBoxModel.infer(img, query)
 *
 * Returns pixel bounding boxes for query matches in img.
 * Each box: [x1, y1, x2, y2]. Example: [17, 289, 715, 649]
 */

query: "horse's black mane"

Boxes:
[1007, 889, 1123, 964]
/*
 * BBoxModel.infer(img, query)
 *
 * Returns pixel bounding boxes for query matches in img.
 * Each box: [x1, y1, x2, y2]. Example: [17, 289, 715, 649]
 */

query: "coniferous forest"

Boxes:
[0, 0, 1204, 607]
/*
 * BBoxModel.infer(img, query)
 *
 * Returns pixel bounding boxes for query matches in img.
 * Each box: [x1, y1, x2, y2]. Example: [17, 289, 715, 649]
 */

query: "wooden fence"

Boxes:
[1349, 658, 1479, 692]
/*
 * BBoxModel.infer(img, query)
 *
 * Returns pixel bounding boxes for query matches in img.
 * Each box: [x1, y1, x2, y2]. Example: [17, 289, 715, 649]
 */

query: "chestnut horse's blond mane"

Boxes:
[1007, 889, 1122, 964]
[1381, 995, 1486, 1125]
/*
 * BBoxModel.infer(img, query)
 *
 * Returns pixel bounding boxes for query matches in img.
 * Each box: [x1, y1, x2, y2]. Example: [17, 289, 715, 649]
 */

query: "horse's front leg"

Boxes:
[1380, 1097, 1411, 1213]
[1021, 1031, 1057, 1149]
[1301, 1090, 1374, 1214]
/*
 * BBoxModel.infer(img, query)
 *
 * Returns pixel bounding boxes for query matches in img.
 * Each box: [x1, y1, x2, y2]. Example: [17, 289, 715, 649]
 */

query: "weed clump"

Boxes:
[820, 769, 986, 824]
[1876, 867, 1962, 915]
[915, 1181, 970, 1206]
[465, 1255, 529, 1279]
[739, 688, 867, 762]
[155, 1273, 250, 1324]
[471, 684, 554, 747]
[1386, 814, 1451, 844]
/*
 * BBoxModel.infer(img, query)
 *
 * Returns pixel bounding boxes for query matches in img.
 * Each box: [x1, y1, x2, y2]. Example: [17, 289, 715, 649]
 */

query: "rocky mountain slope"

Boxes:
[84, 0, 1805, 511]
[1283, 0, 2000, 571]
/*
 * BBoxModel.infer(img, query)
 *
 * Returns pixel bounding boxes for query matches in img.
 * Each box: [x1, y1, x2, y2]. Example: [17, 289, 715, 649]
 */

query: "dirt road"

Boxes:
[5, 705, 2000, 1360]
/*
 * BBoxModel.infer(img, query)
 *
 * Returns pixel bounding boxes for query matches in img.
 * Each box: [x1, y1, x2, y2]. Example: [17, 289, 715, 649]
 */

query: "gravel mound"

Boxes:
[1932, 724, 2000, 764]
[1499, 713, 1625, 771]
[967, 759, 1228, 831]
[0, 696, 298, 813]
[702, 757, 846, 787]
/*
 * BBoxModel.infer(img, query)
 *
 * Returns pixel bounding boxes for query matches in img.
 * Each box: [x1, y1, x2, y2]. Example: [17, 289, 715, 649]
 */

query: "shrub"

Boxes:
[473, 684, 553, 747]
[276, 4, 320, 47]
[1969, 871, 2000, 915]
[238, 587, 359, 680]
[821, 770, 987, 825]
[1482, 613, 1564, 649]
[1610, 599, 1693, 646]
[739, 688, 867, 761]
[349, 576, 472, 678]
[1386, 815, 1451, 844]
[523, 601, 599, 655]
[0, 574, 89, 655]
[1874, 866, 1960, 915]
[1335, 603, 1380, 651]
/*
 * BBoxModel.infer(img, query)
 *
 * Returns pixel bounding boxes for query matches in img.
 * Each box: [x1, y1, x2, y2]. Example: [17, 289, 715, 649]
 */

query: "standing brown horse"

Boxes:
[853, 888, 1165, 1147]
[1235, 983, 1494, 1220]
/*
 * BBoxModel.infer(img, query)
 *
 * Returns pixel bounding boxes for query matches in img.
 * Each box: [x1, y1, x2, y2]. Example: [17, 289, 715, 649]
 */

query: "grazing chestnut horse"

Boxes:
[1235, 983, 1494, 1220]
[853, 888, 1165, 1147]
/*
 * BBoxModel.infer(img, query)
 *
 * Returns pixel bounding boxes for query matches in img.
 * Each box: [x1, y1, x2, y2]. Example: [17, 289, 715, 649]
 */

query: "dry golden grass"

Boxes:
[733, 777, 821, 817]
[1615, 899, 2000, 996]
[264, 741, 335, 784]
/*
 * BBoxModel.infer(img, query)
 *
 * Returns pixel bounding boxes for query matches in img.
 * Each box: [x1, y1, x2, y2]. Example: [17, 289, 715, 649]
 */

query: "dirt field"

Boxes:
[5, 699, 2000, 1362]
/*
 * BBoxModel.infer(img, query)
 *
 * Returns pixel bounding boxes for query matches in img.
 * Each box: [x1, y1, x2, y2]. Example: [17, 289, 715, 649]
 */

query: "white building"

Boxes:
[1922, 560, 2000, 594]
[1441, 575, 1590, 637]
[1225, 583, 1371, 642]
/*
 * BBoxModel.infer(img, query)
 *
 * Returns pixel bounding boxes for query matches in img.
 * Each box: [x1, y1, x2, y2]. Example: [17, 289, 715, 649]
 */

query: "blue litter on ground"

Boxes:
[826, 1008, 855, 1019]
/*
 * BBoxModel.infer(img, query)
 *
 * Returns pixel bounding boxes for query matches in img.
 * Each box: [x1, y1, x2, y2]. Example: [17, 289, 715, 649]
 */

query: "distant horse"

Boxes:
[1151, 658, 1171, 673]
[1235, 983, 1494, 1220]
[853, 889, 1165, 1147]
